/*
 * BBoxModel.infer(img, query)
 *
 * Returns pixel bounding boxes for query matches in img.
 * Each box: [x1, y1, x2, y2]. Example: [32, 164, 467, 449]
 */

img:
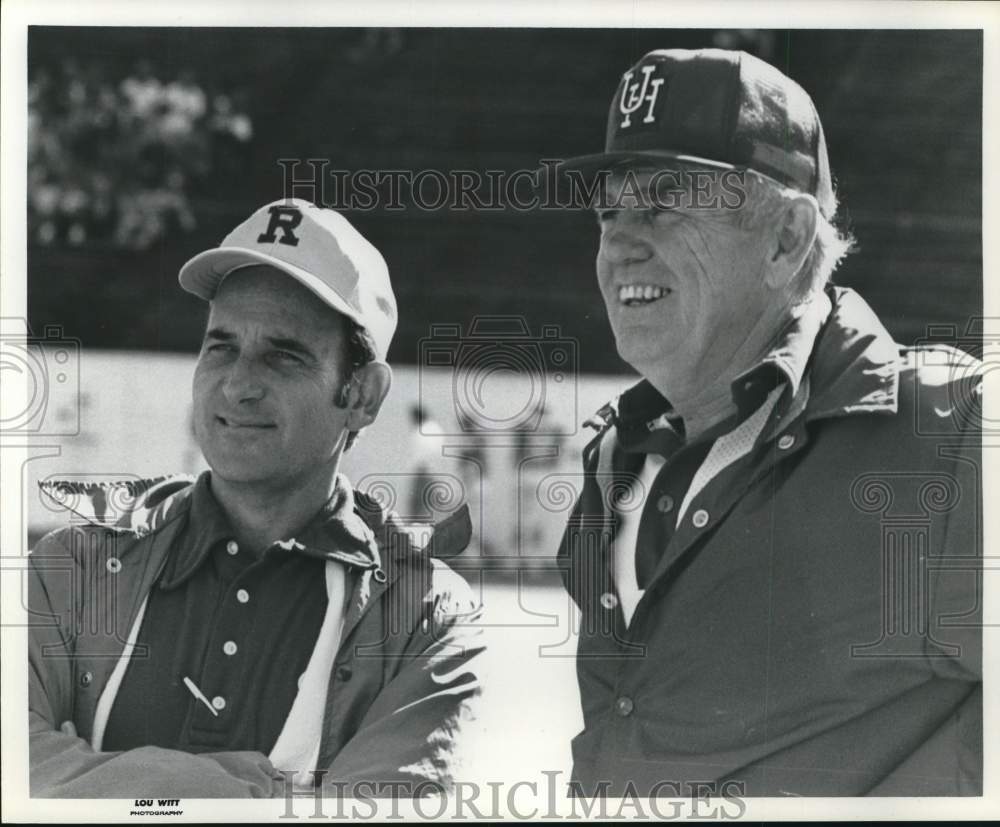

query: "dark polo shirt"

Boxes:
[102, 472, 377, 754]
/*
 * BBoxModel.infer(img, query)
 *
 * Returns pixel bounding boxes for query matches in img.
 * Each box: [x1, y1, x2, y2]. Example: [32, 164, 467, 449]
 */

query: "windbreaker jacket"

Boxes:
[29, 475, 483, 798]
[559, 287, 983, 797]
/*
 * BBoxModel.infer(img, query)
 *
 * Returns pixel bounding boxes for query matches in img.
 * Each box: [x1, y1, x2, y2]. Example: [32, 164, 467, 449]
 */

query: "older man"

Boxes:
[29, 199, 482, 797]
[557, 49, 982, 797]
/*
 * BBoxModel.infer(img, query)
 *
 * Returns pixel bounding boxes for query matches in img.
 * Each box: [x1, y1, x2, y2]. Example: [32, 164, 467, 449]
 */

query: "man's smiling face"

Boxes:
[192, 265, 352, 492]
[595, 168, 775, 379]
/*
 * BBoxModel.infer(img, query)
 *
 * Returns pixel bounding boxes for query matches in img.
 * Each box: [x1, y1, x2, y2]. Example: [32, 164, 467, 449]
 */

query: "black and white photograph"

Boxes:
[1, 0, 996, 821]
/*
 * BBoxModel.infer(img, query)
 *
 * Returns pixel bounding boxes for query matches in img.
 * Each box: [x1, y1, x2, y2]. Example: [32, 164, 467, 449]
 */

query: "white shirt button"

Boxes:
[692, 509, 710, 528]
[600, 591, 619, 610]
[226, 540, 239, 556]
[223, 640, 238, 656]
[236, 589, 250, 604]
[778, 434, 796, 450]
[211, 695, 226, 711]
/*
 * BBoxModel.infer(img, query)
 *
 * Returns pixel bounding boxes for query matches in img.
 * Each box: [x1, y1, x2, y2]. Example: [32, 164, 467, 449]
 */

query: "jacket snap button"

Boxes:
[106, 557, 122, 574]
[777, 434, 796, 450]
[79, 671, 93, 687]
[372, 568, 388, 584]
[614, 696, 634, 717]
[656, 494, 674, 514]
[600, 592, 619, 610]
[336, 665, 353, 682]
[692, 509, 709, 528]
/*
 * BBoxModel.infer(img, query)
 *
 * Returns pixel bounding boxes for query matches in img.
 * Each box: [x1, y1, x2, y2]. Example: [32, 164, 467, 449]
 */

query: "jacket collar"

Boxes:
[597, 286, 899, 441]
[158, 471, 380, 590]
[802, 286, 899, 420]
[36, 474, 194, 534]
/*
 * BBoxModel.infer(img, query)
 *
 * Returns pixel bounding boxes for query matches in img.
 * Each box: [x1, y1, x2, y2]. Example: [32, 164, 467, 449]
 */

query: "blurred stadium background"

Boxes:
[24, 26, 983, 535]
[18, 27, 982, 782]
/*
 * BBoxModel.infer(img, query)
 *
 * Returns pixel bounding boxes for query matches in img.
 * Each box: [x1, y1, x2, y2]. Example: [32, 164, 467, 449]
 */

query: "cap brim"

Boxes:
[178, 247, 366, 334]
[549, 150, 806, 211]
[555, 150, 737, 177]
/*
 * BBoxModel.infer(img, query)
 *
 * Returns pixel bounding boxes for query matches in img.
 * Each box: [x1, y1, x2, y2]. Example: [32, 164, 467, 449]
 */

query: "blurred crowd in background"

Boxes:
[25, 28, 982, 367]
[18, 27, 985, 563]
[28, 59, 253, 250]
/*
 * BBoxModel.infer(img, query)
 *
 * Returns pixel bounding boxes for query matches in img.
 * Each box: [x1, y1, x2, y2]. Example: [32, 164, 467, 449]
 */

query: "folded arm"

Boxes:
[320, 565, 485, 797]
[30, 711, 282, 798]
[28, 540, 283, 799]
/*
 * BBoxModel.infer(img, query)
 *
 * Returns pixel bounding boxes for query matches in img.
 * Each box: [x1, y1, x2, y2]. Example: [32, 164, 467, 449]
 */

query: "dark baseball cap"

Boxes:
[560, 48, 835, 217]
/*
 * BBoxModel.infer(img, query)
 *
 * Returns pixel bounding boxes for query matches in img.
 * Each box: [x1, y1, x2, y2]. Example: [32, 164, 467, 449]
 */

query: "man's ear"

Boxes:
[340, 361, 392, 430]
[766, 195, 818, 289]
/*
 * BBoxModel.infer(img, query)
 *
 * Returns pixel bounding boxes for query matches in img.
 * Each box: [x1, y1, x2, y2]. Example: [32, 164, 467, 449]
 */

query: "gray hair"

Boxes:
[735, 171, 855, 297]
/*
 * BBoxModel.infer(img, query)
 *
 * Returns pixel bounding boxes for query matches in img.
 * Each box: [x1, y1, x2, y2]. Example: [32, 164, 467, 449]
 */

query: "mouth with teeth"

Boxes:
[618, 284, 671, 306]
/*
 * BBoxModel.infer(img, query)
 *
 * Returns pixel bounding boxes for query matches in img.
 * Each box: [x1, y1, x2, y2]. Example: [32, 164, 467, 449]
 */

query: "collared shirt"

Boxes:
[606, 289, 833, 451]
[608, 292, 832, 620]
[102, 472, 378, 754]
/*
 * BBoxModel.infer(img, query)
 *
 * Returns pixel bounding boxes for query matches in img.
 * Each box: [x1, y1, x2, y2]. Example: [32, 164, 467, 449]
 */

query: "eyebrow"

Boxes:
[204, 327, 318, 361]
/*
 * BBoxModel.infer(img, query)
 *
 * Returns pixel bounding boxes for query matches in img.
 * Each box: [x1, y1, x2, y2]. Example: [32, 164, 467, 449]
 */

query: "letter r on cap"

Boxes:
[257, 206, 303, 246]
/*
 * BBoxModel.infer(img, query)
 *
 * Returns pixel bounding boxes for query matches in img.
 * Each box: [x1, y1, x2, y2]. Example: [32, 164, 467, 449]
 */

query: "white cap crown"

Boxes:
[179, 199, 397, 360]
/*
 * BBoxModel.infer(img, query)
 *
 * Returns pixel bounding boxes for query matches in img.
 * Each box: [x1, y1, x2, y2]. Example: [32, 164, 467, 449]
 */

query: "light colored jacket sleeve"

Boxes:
[319, 562, 485, 797]
[28, 531, 284, 798]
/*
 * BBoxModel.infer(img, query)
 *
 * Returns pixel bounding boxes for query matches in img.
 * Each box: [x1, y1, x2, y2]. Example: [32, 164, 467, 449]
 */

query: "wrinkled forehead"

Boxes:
[599, 165, 751, 213]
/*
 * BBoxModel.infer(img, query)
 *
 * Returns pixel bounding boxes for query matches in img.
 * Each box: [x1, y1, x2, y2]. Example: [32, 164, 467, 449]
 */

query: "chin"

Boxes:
[206, 463, 272, 486]
[615, 337, 665, 372]
[201, 449, 273, 485]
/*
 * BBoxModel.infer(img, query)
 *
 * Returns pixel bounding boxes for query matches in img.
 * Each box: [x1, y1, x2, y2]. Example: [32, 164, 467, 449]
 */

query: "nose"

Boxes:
[599, 212, 653, 267]
[221, 354, 265, 406]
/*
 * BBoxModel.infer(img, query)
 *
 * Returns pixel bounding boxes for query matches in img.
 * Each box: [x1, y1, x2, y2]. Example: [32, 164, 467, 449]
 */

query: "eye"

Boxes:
[646, 204, 691, 225]
[272, 350, 304, 365]
[204, 341, 234, 355]
[596, 209, 620, 226]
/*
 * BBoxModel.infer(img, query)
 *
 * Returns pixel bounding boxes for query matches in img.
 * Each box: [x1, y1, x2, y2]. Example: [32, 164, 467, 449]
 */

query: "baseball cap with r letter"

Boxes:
[179, 198, 398, 360]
